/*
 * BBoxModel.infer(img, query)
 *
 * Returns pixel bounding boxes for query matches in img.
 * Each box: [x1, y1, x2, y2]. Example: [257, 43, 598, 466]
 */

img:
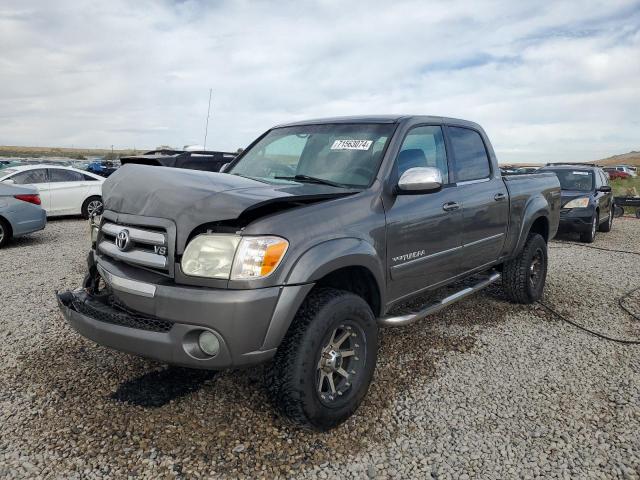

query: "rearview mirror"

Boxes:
[219, 163, 230, 173]
[2, 179, 15, 184]
[397, 167, 443, 194]
[598, 185, 612, 193]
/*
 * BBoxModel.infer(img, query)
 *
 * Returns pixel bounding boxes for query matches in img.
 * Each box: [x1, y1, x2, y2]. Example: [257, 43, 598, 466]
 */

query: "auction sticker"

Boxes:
[572, 171, 589, 175]
[331, 139, 373, 150]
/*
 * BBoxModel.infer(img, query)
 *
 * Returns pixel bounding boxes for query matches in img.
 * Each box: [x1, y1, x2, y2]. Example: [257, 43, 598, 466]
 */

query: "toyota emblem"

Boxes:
[115, 229, 131, 251]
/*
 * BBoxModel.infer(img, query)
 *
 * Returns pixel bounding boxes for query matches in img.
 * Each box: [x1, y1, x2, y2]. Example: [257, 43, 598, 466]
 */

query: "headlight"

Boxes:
[231, 236, 289, 280]
[181, 234, 240, 278]
[564, 197, 590, 209]
[181, 234, 288, 280]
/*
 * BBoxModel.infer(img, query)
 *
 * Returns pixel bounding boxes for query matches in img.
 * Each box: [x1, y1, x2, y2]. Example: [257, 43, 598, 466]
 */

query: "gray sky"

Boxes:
[1, 0, 639, 163]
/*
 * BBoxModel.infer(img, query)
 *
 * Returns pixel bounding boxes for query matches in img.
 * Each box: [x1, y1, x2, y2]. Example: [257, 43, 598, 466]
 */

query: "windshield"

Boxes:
[545, 169, 594, 191]
[228, 123, 395, 188]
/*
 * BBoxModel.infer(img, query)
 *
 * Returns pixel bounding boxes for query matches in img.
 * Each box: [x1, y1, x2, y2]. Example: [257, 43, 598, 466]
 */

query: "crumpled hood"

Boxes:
[103, 164, 354, 250]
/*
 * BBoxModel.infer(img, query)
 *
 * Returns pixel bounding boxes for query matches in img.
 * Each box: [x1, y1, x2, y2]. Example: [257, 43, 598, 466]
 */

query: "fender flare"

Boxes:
[259, 238, 385, 351]
[513, 195, 550, 255]
[286, 237, 385, 293]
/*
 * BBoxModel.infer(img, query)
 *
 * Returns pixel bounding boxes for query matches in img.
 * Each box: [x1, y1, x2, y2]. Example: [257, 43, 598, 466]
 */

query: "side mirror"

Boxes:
[219, 163, 230, 173]
[2, 179, 15, 184]
[598, 185, 612, 193]
[397, 167, 443, 194]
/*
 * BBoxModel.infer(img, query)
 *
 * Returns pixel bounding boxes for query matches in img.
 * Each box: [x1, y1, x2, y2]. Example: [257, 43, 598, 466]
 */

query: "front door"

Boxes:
[446, 126, 508, 273]
[385, 125, 463, 302]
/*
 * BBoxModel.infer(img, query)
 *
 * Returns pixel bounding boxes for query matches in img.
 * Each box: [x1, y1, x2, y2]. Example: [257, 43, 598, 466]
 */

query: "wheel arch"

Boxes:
[285, 237, 385, 315]
[260, 239, 385, 351]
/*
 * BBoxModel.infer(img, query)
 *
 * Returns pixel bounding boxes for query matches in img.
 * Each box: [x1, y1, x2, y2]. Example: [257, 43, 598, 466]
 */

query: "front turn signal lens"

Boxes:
[231, 236, 289, 280]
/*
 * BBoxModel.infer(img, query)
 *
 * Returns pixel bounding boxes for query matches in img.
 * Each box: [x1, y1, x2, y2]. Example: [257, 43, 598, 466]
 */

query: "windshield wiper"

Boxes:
[274, 174, 347, 188]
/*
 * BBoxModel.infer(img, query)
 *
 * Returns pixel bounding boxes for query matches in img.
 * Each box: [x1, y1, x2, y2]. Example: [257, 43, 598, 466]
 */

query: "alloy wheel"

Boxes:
[529, 248, 543, 290]
[316, 322, 366, 405]
[87, 199, 103, 217]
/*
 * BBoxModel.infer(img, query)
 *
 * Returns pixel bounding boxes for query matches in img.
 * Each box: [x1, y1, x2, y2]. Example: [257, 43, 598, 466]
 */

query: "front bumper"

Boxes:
[558, 207, 594, 233]
[57, 258, 313, 369]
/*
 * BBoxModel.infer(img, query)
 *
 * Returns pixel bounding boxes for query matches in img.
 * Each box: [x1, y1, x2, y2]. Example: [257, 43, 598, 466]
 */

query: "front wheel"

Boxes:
[501, 233, 548, 304]
[599, 207, 613, 232]
[580, 212, 598, 243]
[266, 288, 378, 431]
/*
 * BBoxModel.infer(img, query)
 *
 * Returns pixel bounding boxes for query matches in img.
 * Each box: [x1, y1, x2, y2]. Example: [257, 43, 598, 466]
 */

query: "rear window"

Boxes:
[0, 168, 18, 178]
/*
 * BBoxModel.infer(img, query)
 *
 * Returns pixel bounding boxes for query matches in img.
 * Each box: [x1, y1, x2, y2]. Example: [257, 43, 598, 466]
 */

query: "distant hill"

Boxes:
[0, 145, 142, 159]
[589, 151, 640, 167]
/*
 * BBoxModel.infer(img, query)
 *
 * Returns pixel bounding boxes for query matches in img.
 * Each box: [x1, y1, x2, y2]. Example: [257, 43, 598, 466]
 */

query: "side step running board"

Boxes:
[378, 271, 501, 327]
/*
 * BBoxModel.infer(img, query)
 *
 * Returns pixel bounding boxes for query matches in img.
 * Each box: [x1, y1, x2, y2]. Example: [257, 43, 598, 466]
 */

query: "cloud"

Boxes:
[0, 0, 638, 162]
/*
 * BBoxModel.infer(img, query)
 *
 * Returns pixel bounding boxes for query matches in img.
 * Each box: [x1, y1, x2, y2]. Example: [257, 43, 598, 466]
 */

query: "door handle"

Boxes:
[442, 201, 460, 212]
[494, 193, 506, 201]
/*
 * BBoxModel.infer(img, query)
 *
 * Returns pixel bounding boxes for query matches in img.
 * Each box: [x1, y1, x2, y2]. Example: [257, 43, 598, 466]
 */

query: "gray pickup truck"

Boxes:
[58, 115, 560, 430]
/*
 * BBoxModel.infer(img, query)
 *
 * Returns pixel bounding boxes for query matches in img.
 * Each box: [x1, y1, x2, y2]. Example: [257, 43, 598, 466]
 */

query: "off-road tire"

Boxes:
[599, 207, 613, 232]
[0, 218, 11, 248]
[266, 287, 378, 431]
[81, 196, 103, 220]
[579, 212, 598, 243]
[501, 233, 548, 304]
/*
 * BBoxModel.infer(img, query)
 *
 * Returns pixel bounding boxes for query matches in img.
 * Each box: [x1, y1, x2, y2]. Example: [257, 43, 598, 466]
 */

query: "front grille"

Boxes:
[98, 221, 170, 274]
[71, 294, 173, 333]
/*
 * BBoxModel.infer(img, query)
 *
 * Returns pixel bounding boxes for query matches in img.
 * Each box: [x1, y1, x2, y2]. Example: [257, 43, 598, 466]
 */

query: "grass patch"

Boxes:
[611, 176, 640, 215]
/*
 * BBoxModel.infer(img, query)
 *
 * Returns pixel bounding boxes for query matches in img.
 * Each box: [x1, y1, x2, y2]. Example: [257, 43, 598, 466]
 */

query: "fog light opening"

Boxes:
[198, 331, 220, 357]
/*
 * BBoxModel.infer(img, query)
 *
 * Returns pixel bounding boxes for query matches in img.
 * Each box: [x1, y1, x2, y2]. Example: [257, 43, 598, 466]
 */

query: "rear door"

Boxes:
[47, 168, 88, 215]
[446, 126, 508, 273]
[6, 169, 51, 212]
[385, 125, 463, 301]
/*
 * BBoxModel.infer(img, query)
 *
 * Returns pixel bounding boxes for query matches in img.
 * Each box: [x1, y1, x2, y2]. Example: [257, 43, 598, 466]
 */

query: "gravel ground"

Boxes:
[1, 217, 639, 479]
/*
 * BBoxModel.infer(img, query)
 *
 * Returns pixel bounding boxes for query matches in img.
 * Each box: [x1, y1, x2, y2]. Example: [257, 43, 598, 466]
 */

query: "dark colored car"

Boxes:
[58, 115, 560, 430]
[539, 164, 614, 242]
[120, 149, 236, 173]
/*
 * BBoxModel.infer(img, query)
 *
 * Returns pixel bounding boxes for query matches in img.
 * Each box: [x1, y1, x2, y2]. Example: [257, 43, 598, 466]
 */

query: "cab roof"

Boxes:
[275, 115, 482, 129]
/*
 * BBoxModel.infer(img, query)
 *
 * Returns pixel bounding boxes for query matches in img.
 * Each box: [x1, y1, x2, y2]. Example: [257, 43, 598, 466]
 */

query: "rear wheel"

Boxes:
[580, 212, 598, 243]
[81, 196, 103, 219]
[266, 288, 378, 431]
[502, 233, 548, 304]
[0, 218, 11, 248]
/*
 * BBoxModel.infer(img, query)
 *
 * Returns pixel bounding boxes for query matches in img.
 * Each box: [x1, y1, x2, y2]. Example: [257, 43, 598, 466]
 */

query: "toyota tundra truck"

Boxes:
[57, 115, 560, 430]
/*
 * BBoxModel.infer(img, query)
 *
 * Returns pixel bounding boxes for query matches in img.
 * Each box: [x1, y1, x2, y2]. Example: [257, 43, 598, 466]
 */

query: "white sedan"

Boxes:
[0, 165, 105, 218]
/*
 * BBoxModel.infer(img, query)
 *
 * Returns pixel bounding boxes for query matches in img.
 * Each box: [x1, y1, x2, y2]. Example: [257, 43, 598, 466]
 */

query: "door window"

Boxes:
[9, 169, 48, 185]
[448, 127, 491, 182]
[594, 170, 602, 188]
[396, 126, 449, 183]
[49, 169, 84, 182]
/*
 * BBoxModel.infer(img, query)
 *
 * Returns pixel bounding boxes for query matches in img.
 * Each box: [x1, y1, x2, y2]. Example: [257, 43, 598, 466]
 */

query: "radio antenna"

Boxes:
[203, 88, 212, 149]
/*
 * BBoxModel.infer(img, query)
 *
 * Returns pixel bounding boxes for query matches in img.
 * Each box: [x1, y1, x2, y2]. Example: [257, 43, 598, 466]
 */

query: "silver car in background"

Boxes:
[0, 182, 47, 248]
